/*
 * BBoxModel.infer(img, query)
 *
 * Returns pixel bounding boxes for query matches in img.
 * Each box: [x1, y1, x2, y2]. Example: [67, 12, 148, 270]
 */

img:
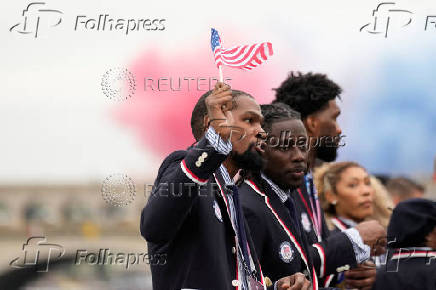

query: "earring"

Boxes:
[331, 200, 337, 206]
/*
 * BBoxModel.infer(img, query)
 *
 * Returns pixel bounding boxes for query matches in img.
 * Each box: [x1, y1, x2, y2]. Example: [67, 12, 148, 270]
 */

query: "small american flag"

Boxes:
[211, 28, 273, 71]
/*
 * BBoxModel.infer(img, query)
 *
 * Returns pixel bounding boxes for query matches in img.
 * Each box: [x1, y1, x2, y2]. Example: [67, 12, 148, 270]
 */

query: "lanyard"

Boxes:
[298, 177, 322, 242]
[305, 175, 322, 239]
[213, 174, 259, 288]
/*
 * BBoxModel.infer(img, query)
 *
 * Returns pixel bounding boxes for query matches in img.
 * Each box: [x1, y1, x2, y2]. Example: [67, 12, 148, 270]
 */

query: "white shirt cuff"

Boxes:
[205, 126, 232, 155]
[344, 228, 371, 264]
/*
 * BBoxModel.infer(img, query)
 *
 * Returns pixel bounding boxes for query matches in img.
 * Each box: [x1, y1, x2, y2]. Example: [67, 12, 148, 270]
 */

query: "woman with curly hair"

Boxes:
[313, 161, 393, 289]
[314, 162, 392, 231]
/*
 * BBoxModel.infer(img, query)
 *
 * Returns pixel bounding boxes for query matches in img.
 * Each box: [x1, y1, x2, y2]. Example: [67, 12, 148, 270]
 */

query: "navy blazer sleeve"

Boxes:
[311, 231, 357, 278]
[140, 135, 228, 244]
[309, 203, 357, 279]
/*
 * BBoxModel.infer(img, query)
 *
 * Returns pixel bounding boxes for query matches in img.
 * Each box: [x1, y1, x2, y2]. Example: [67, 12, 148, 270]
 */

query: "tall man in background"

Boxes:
[275, 72, 385, 289]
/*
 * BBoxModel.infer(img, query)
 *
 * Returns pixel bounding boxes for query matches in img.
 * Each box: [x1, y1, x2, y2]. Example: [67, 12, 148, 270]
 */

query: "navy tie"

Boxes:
[284, 193, 302, 237]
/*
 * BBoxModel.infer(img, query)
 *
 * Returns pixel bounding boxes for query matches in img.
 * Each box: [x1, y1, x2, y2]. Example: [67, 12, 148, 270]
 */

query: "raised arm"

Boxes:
[140, 82, 235, 244]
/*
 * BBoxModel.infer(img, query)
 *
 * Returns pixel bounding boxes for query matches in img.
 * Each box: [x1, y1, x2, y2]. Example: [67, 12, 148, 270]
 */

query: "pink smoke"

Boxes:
[112, 39, 287, 157]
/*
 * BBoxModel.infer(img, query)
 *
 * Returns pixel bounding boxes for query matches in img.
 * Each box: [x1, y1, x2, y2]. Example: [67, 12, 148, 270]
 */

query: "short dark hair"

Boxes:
[191, 89, 253, 141]
[260, 102, 301, 134]
[273, 71, 342, 119]
[386, 177, 425, 198]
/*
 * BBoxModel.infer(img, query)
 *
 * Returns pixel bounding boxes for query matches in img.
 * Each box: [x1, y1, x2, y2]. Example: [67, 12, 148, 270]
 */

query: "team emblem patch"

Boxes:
[279, 241, 294, 263]
[301, 213, 312, 232]
[213, 200, 223, 222]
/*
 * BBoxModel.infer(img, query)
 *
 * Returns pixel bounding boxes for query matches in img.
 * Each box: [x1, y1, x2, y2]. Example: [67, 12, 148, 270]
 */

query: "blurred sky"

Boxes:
[1, 0, 435, 183]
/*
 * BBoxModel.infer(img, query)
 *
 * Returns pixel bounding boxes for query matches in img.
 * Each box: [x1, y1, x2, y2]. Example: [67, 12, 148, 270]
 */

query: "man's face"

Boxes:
[228, 95, 264, 155]
[263, 119, 308, 190]
[310, 99, 342, 162]
[227, 95, 265, 171]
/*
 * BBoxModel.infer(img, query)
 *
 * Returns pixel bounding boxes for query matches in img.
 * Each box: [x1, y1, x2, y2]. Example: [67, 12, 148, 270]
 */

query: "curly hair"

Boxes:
[273, 72, 342, 119]
[369, 175, 394, 228]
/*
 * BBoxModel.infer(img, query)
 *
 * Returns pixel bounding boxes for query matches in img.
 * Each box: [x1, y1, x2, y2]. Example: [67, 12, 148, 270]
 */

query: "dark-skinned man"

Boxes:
[239, 103, 319, 289]
[140, 82, 310, 290]
[274, 72, 386, 289]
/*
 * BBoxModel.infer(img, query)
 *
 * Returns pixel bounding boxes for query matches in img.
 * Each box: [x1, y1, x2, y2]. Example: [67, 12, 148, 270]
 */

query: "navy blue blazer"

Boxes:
[239, 177, 318, 288]
[140, 137, 266, 290]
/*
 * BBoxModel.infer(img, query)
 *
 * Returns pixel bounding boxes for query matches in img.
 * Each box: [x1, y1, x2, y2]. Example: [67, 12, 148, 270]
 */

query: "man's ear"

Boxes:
[203, 115, 209, 133]
[304, 115, 319, 136]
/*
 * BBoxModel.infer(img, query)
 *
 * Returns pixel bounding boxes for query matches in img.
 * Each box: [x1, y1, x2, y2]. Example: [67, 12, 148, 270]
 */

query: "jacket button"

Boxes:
[264, 277, 273, 287]
[232, 280, 241, 287]
[336, 265, 350, 272]
[232, 247, 236, 254]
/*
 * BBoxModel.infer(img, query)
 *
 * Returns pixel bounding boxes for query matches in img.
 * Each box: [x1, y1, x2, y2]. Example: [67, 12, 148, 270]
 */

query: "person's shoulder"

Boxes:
[240, 179, 261, 196]
[240, 180, 268, 209]
[163, 150, 187, 165]
[154, 149, 188, 182]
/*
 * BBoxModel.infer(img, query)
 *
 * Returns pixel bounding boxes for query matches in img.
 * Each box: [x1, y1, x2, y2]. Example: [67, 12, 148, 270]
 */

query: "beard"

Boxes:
[230, 143, 265, 173]
[316, 143, 338, 162]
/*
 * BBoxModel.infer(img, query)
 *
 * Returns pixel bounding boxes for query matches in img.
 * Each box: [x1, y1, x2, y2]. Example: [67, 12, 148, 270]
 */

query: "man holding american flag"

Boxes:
[140, 29, 314, 290]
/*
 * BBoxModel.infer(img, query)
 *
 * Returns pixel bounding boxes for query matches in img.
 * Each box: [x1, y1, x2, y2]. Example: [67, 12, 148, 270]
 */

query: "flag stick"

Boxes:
[219, 66, 223, 83]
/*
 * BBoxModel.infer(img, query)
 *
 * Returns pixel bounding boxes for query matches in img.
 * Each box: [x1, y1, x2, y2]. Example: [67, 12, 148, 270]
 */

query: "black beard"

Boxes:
[230, 144, 264, 173]
[316, 144, 338, 162]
